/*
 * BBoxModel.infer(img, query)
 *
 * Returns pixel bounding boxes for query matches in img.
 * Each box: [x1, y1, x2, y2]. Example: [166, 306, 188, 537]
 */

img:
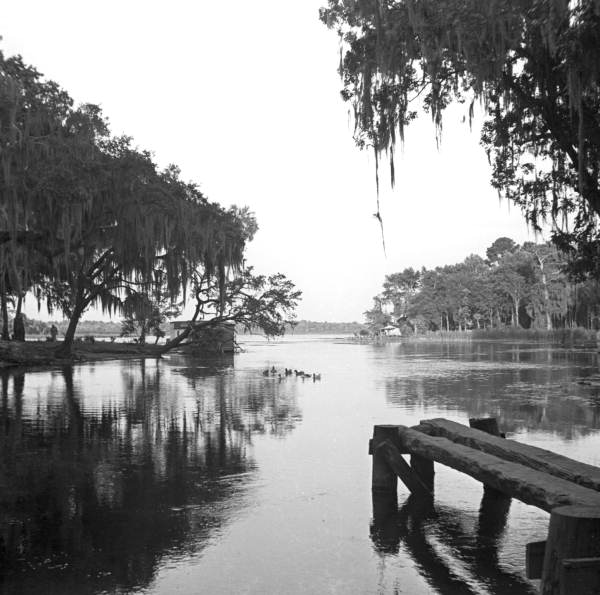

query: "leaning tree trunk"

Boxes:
[159, 319, 212, 354]
[57, 304, 85, 357]
[56, 286, 91, 357]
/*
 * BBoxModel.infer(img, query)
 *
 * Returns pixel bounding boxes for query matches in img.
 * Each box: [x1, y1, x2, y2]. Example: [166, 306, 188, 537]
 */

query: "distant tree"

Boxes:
[486, 238, 518, 266]
[522, 242, 563, 330]
[381, 268, 420, 318]
[371, 239, 599, 332]
[408, 267, 452, 331]
[492, 251, 536, 328]
[363, 296, 391, 331]
[457, 255, 491, 329]
[408, 271, 440, 330]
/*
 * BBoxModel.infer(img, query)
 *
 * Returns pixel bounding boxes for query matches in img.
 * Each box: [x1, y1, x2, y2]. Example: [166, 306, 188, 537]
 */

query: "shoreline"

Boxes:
[0, 340, 164, 370]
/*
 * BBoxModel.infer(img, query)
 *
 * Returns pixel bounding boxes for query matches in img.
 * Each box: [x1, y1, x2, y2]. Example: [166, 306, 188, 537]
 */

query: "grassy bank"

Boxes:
[0, 340, 163, 368]
[399, 327, 598, 345]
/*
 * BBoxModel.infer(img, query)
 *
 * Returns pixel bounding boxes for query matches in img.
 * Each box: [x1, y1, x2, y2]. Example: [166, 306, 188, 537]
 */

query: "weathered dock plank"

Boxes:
[417, 418, 600, 493]
[396, 426, 600, 512]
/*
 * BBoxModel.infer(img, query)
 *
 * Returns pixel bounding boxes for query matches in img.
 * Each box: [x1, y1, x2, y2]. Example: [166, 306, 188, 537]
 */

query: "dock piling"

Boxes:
[540, 505, 600, 594]
[370, 418, 600, 593]
[371, 425, 400, 494]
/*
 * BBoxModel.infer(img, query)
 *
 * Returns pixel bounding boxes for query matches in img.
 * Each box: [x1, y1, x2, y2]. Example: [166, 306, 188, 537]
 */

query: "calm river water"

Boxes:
[1, 336, 600, 594]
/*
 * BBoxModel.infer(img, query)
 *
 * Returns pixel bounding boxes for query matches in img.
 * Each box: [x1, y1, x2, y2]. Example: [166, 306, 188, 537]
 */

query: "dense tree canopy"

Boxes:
[365, 237, 600, 333]
[0, 49, 297, 355]
[321, 0, 600, 275]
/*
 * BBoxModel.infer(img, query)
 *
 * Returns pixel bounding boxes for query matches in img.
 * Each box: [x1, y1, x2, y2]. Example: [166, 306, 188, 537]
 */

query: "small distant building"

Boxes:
[380, 325, 402, 337]
[172, 320, 235, 353]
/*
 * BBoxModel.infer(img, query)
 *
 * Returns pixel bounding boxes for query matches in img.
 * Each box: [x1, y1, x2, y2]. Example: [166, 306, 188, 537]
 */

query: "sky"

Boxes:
[2, 0, 539, 323]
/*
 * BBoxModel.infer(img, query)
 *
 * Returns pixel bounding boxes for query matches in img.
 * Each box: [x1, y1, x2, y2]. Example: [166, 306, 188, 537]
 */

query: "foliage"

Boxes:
[321, 0, 600, 275]
[368, 237, 600, 332]
[363, 296, 392, 330]
[0, 49, 254, 355]
[120, 290, 181, 344]
[486, 237, 518, 265]
[381, 268, 420, 317]
[162, 267, 302, 351]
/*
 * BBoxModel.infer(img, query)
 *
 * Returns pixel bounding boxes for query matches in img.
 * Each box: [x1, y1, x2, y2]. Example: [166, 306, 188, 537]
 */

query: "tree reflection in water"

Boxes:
[370, 341, 600, 592]
[380, 342, 600, 438]
[0, 358, 301, 594]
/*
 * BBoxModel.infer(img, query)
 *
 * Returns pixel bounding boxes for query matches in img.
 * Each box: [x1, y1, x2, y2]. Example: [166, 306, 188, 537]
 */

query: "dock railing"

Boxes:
[369, 418, 600, 594]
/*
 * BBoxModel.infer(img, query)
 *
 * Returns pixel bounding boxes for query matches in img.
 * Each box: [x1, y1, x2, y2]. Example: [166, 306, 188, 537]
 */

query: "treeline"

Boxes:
[19, 318, 123, 338]
[288, 320, 365, 334]
[238, 320, 365, 335]
[366, 237, 600, 333]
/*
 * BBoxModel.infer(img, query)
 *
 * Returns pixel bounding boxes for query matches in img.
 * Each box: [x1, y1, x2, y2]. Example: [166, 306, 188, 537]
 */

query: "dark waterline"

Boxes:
[1, 337, 599, 594]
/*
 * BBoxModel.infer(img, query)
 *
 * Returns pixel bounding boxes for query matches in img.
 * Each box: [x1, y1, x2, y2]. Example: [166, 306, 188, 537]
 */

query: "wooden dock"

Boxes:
[370, 418, 600, 594]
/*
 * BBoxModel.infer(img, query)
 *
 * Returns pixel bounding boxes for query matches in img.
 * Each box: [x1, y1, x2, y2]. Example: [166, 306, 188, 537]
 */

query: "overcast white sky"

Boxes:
[3, 0, 538, 323]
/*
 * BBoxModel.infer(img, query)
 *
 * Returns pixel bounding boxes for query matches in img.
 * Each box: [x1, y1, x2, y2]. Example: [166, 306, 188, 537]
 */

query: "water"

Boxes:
[1, 336, 600, 594]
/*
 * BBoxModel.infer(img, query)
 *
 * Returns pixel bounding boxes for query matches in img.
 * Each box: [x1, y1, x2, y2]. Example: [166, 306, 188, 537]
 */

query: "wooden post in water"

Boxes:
[540, 505, 600, 595]
[371, 425, 433, 509]
[469, 417, 509, 501]
[371, 425, 400, 519]
[371, 425, 400, 494]
[410, 454, 434, 492]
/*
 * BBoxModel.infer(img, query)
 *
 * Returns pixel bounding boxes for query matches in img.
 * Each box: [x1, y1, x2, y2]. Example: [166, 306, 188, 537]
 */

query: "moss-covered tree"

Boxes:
[321, 0, 600, 275]
[0, 50, 254, 356]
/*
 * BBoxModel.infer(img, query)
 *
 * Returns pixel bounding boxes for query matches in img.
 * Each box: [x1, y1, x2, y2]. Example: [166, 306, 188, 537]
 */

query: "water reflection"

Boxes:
[371, 494, 536, 594]
[380, 342, 600, 438]
[369, 341, 600, 593]
[0, 358, 301, 594]
[1, 339, 600, 594]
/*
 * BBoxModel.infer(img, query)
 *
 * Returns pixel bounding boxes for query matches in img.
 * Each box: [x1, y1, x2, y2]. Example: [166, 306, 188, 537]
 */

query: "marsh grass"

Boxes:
[399, 327, 598, 345]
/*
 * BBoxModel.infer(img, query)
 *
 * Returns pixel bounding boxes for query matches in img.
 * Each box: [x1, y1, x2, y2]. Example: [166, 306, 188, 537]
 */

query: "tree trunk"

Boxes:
[537, 256, 553, 331]
[160, 319, 211, 353]
[510, 295, 520, 328]
[159, 297, 212, 354]
[56, 286, 92, 357]
[57, 303, 85, 357]
[161, 327, 193, 354]
[12, 295, 25, 341]
[0, 293, 9, 341]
